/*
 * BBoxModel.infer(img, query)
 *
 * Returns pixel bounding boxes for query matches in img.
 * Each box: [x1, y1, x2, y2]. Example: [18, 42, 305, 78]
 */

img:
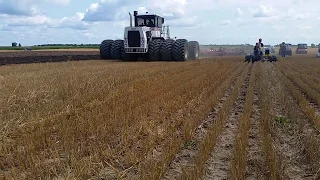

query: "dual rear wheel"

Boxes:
[148, 39, 200, 61]
[158, 39, 200, 61]
[100, 39, 124, 60]
[100, 38, 200, 61]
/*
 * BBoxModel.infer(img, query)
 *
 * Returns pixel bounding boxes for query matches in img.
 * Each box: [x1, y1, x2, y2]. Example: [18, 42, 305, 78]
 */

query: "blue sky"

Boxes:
[0, 0, 318, 46]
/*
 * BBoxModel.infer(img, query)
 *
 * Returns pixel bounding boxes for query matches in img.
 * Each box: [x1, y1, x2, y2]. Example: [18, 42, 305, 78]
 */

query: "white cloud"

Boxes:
[1, 0, 320, 45]
[250, 5, 277, 18]
[0, 0, 70, 16]
[3, 12, 89, 30]
[298, 25, 312, 30]
[234, 8, 243, 16]
[220, 20, 232, 27]
[7, 15, 51, 26]
[80, 0, 209, 29]
[82, 0, 189, 21]
[44, 0, 70, 6]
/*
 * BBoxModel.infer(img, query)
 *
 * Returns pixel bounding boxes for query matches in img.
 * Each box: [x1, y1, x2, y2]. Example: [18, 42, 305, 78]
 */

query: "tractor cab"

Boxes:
[133, 11, 164, 28]
[297, 43, 307, 49]
[123, 11, 170, 55]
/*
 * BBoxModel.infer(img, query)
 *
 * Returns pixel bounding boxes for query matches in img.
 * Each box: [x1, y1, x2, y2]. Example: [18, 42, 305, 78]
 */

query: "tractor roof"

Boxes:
[136, 12, 163, 18]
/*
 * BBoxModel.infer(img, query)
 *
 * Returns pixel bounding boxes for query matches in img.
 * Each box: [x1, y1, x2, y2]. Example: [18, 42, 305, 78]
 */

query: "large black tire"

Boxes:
[245, 55, 251, 62]
[100, 39, 113, 59]
[188, 41, 200, 60]
[110, 40, 124, 60]
[251, 55, 259, 63]
[172, 39, 188, 61]
[148, 39, 163, 61]
[160, 39, 175, 61]
[272, 55, 277, 61]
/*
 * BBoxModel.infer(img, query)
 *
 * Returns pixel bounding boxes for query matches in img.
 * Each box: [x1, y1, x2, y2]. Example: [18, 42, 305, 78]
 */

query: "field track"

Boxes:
[0, 54, 320, 179]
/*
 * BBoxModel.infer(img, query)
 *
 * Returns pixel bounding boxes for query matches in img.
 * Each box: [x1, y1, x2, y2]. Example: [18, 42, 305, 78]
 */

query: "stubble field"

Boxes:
[0, 48, 320, 179]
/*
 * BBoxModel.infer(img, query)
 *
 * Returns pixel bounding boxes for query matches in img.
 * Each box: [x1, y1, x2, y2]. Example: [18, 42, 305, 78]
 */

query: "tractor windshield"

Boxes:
[297, 44, 307, 49]
[136, 17, 145, 26]
[135, 15, 163, 28]
[135, 15, 155, 27]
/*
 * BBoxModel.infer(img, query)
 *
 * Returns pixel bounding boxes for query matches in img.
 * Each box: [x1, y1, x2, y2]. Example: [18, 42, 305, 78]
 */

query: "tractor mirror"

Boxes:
[162, 18, 164, 23]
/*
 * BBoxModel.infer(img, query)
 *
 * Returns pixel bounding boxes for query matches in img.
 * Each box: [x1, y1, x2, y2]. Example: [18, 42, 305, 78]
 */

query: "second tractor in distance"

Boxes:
[278, 43, 292, 56]
[296, 43, 307, 54]
[100, 10, 200, 61]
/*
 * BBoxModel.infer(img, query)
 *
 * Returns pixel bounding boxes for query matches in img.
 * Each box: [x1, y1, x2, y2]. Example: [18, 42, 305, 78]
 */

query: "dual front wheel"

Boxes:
[100, 39, 200, 61]
[100, 39, 124, 60]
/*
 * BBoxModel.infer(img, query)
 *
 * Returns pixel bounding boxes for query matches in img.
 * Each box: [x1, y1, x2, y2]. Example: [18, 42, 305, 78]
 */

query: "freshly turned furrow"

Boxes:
[229, 62, 257, 179]
[174, 63, 252, 180]
[0, 51, 101, 65]
[140, 61, 247, 180]
[275, 64, 320, 130]
[162, 62, 248, 180]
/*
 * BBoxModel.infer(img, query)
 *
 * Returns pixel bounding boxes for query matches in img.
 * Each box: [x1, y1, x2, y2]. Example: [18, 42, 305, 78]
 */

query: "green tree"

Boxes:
[311, 43, 316, 48]
[12, 42, 17, 47]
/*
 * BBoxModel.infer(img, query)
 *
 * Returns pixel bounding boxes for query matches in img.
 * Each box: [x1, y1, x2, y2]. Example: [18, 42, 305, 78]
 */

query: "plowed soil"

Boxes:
[0, 51, 100, 65]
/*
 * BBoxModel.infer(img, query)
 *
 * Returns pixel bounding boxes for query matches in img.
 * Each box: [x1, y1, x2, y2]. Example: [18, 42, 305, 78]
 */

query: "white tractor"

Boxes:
[99, 10, 200, 61]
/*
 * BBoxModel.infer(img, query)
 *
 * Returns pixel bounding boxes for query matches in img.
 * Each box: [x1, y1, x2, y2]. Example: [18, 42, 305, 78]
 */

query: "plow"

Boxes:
[200, 47, 246, 57]
[245, 46, 277, 63]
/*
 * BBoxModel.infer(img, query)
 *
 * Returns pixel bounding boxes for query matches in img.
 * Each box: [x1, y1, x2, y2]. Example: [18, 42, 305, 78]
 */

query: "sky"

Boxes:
[0, 0, 319, 46]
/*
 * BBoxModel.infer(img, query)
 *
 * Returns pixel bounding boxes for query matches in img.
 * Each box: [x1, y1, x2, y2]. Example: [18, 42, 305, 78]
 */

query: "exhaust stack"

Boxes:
[129, 12, 132, 27]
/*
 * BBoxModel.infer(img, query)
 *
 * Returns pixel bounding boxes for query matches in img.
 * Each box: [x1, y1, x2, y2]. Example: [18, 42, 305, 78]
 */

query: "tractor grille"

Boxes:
[128, 31, 140, 47]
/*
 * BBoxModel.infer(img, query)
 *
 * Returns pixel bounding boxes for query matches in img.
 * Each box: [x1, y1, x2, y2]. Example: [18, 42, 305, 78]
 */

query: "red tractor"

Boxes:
[296, 43, 307, 54]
